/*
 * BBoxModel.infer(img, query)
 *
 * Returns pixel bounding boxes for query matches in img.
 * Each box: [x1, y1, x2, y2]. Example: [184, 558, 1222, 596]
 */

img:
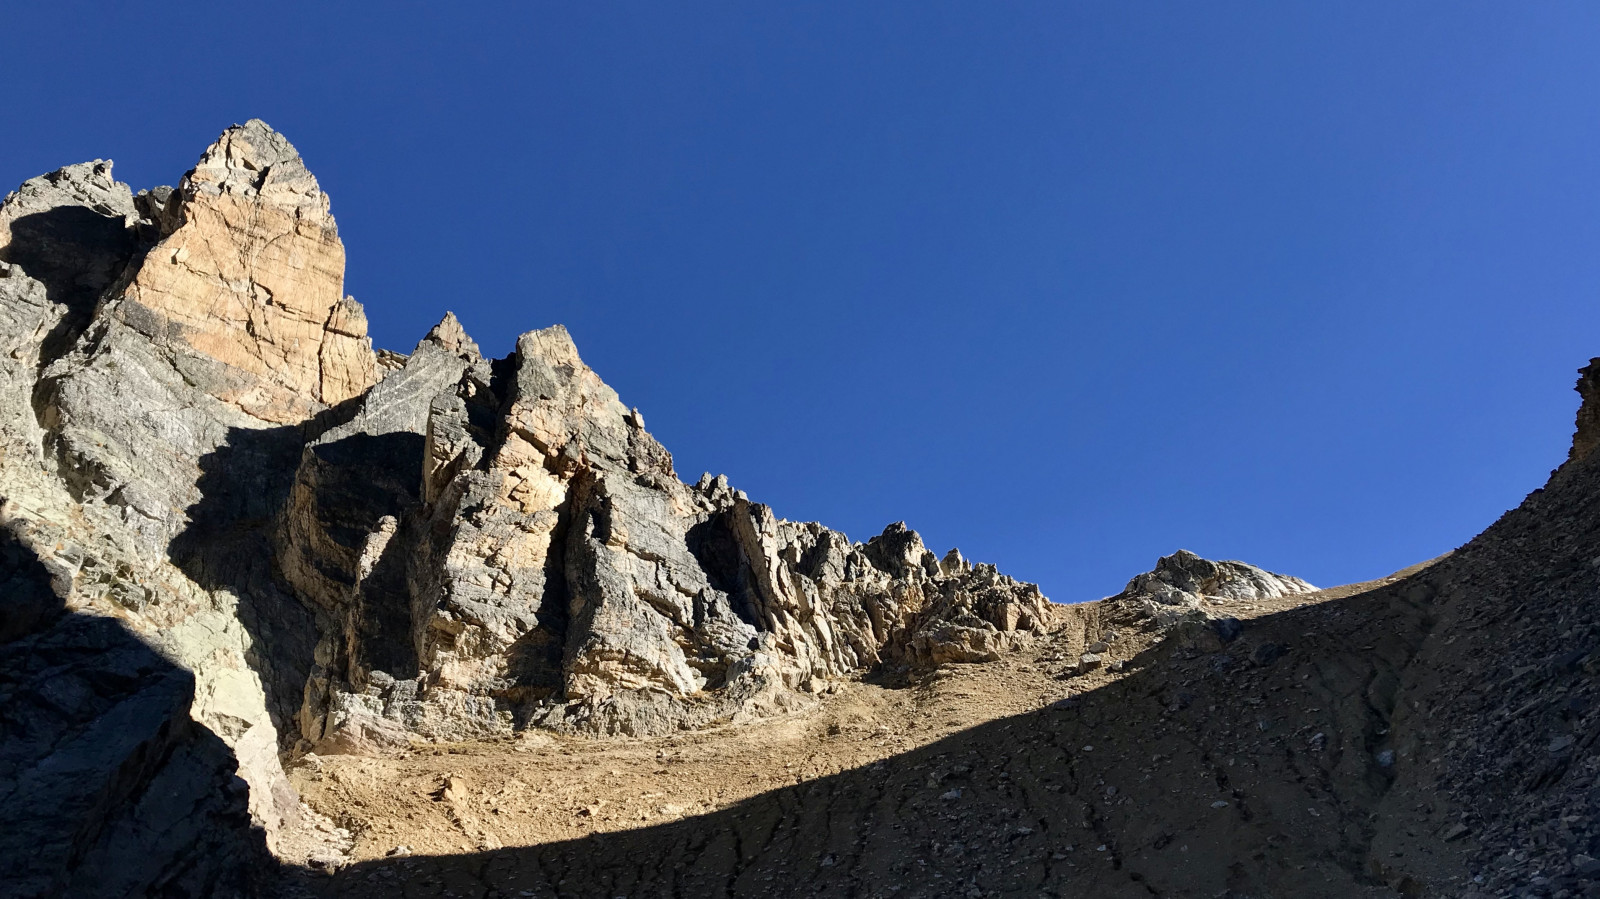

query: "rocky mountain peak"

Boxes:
[100, 118, 375, 423]
[1567, 357, 1600, 467]
[0, 159, 130, 234]
[184, 118, 329, 213]
[422, 310, 481, 357]
[0, 160, 138, 354]
[8, 119, 1600, 899]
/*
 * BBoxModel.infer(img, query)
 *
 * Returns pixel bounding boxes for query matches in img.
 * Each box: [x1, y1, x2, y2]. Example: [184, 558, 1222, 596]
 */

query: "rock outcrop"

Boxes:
[0, 120, 1057, 889]
[1567, 357, 1600, 467]
[0, 523, 265, 898]
[294, 322, 1057, 741]
[1106, 548, 1316, 627]
[13, 119, 1600, 899]
[108, 119, 375, 423]
[1, 124, 375, 885]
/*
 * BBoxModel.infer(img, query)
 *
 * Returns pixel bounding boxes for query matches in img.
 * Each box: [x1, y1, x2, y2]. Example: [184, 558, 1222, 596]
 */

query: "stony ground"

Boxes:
[279, 564, 1439, 899]
[274, 437, 1600, 899]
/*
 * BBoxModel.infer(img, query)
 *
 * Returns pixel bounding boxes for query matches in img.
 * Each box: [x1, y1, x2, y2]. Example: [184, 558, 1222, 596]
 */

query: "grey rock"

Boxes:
[0, 123, 366, 876]
[1251, 642, 1286, 666]
[1107, 548, 1315, 629]
[0, 159, 138, 369]
[0, 525, 265, 897]
[1213, 616, 1243, 643]
[309, 324, 1058, 739]
[0, 120, 1139, 888]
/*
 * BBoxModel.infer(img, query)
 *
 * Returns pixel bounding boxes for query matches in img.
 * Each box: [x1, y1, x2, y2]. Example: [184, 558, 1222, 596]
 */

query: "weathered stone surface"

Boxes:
[14, 118, 1600, 899]
[279, 314, 479, 611]
[0, 121, 1074, 883]
[104, 119, 376, 423]
[0, 523, 264, 898]
[0, 161, 141, 484]
[0, 123, 360, 883]
[280, 316, 485, 747]
[1106, 548, 1316, 628]
[0, 160, 139, 367]
[289, 321, 1058, 741]
[0, 123, 1067, 894]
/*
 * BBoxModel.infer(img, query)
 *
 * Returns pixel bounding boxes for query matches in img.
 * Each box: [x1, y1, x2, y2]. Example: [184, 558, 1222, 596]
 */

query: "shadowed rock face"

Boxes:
[1, 126, 380, 884]
[0, 121, 1062, 885]
[0, 524, 266, 898]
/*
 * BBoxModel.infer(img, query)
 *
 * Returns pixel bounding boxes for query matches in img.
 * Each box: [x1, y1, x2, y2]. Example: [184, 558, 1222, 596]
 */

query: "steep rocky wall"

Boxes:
[0, 522, 266, 897]
[0, 124, 371, 878]
[0, 120, 1059, 886]
[296, 322, 1057, 742]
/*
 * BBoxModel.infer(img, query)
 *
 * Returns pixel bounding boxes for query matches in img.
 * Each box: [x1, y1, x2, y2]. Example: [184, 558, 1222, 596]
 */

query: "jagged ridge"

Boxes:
[0, 121, 1061, 885]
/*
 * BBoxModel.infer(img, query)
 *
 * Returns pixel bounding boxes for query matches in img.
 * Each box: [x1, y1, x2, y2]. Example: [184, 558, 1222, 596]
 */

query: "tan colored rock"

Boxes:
[112, 119, 376, 422]
[2, 126, 1065, 832]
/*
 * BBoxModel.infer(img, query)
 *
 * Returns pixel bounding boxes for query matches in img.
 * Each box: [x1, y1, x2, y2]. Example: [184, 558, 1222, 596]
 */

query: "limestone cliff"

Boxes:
[292, 319, 1057, 742]
[1, 123, 381, 890]
[10, 120, 1597, 899]
[0, 121, 1055, 888]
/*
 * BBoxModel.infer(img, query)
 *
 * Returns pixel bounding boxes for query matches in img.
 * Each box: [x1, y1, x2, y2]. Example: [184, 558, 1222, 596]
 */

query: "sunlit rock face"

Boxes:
[307, 321, 1057, 742]
[1106, 548, 1317, 628]
[111, 119, 376, 422]
[0, 120, 1057, 882]
[1567, 357, 1600, 468]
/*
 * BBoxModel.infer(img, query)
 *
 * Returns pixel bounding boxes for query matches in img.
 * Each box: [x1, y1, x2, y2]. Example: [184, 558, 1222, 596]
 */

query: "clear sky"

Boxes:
[5, 3, 1599, 603]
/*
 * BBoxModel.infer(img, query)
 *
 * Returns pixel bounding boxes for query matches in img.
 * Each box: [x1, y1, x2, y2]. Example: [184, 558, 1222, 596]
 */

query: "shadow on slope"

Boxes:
[2, 204, 141, 369]
[296, 445, 1600, 899]
[289, 576, 1445, 898]
[167, 422, 320, 744]
[168, 421, 430, 748]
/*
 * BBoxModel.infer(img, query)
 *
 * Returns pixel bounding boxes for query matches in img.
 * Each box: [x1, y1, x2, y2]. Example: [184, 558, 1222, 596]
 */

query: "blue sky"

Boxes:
[6, 3, 1600, 602]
